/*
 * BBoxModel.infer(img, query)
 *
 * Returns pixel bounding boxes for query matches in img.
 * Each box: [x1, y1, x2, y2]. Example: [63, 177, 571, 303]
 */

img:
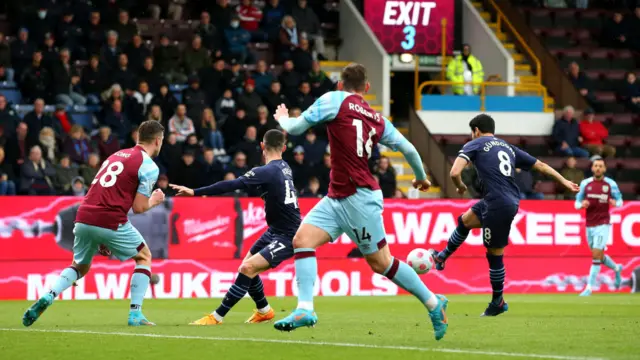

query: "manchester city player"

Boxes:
[171, 129, 301, 325]
[433, 114, 579, 316]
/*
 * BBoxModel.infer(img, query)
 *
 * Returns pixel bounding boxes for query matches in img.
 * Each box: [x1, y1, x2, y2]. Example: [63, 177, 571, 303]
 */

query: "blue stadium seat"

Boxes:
[0, 87, 22, 104]
[13, 105, 34, 118]
[70, 112, 95, 131]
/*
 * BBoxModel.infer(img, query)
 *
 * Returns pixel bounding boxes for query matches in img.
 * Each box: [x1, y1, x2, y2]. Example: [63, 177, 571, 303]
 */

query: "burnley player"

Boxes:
[433, 114, 579, 316]
[271, 63, 449, 340]
[170, 129, 301, 325]
[22, 121, 165, 327]
[575, 157, 623, 296]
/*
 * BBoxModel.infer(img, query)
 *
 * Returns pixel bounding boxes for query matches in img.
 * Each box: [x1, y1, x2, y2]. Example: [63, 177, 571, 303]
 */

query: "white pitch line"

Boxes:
[0, 328, 606, 360]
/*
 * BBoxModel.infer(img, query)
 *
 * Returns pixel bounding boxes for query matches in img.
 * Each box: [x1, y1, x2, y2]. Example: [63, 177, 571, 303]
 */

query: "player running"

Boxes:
[22, 120, 165, 327]
[170, 129, 301, 325]
[575, 156, 623, 296]
[271, 63, 449, 340]
[432, 114, 579, 316]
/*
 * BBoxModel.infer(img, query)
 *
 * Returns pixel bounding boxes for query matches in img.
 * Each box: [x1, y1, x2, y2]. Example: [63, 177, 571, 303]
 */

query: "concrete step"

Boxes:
[516, 69, 533, 77]
[503, 43, 515, 50]
[515, 63, 531, 72]
[512, 53, 525, 63]
[519, 75, 538, 83]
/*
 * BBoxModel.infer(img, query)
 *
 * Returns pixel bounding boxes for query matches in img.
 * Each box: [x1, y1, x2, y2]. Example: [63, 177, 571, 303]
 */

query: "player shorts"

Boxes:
[471, 200, 518, 249]
[249, 229, 294, 268]
[302, 188, 385, 255]
[586, 224, 610, 250]
[73, 222, 146, 264]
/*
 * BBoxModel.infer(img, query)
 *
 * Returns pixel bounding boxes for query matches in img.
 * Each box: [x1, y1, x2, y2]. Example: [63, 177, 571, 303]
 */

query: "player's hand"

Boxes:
[582, 200, 590, 209]
[563, 180, 580, 193]
[456, 184, 467, 195]
[609, 198, 617, 207]
[169, 184, 195, 196]
[150, 188, 166, 205]
[412, 179, 431, 192]
[97, 244, 112, 257]
[273, 104, 289, 122]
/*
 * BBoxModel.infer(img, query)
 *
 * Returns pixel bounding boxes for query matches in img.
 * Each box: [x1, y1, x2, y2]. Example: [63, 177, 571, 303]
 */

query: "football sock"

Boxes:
[486, 253, 505, 303]
[130, 265, 151, 312]
[588, 259, 602, 289]
[442, 215, 471, 259]
[214, 273, 253, 319]
[48, 267, 80, 299]
[248, 275, 270, 312]
[383, 257, 437, 311]
[603, 255, 618, 271]
[294, 248, 317, 311]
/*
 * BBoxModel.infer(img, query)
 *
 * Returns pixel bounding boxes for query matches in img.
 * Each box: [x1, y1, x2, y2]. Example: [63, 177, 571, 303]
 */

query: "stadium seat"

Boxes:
[628, 138, 640, 157]
[616, 159, 640, 182]
[0, 87, 21, 104]
[536, 181, 557, 195]
[609, 50, 636, 69]
[557, 49, 584, 69]
[521, 136, 551, 157]
[605, 135, 628, 157]
[70, 112, 95, 131]
[528, 9, 553, 28]
[575, 157, 591, 169]
[584, 50, 610, 69]
[544, 29, 572, 48]
[618, 182, 638, 199]
[578, 10, 603, 29]
[554, 10, 578, 28]
[538, 157, 565, 169]
[609, 114, 635, 135]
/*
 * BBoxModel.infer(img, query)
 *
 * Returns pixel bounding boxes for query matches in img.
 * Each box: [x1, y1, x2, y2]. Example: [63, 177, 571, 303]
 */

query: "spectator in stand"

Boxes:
[579, 108, 616, 158]
[263, 80, 289, 114]
[20, 145, 55, 195]
[101, 83, 124, 107]
[183, 134, 202, 159]
[553, 105, 589, 158]
[52, 105, 73, 135]
[103, 98, 131, 144]
[183, 35, 210, 77]
[237, 0, 265, 41]
[52, 48, 86, 106]
[149, 0, 186, 20]
[95, 126, 120, 161]
[0, 146, 16, 195]
[514, 168, 544, 200]
[279, 60, 302, 103]
[124, 125, 139, 149]
[290, 145, 310, 191]
[375, 156, 396, 198]
[201, 108, 225, 154]
[279, 16, 301, 62]
[256, 105, 277, 140]
[215, 89, 236, 123]
[197, 12, 222, 51]
[446, 44, 484, 95]
[147, 105, 163, 123]
[620, 72, 640, 113]
[38, 126, 58, 164]
[201, 148, 224, 183]
[300, 176, 323, 198]
[560, 156, 584, 200]
[168, 104, 195, 142]
[112, 10, 138, 47]
[125, 34, 151, 72]
[222, 107, 249, 149]
[160, 132, 183, 176]
[567, 62, 598, 111]
[29, 7, 54, 45]
[85, 11, 105, 56]
[291, 0, 326, 60]
[252, 60, 274, 96]
[56, 10, 85, 60]
[81, 55, 107, 105]
[132, 81, 154, 124]
[10, 28, 36, 78]
[183, 75, 208, 125]
[262, 0, 286, 41]
[295, 81, 315, 111]
[24, 99, 60, 142]
[139, 57, 162, 94]
[602, 12, 629, 49]
[171, 151, 203, 189]
[53, 154, 79, 194]
[238, 78, 263, 120]
[111, 54, 136, 94]
[226, 151, 249, 178]
[64, 125, 93, 165]
[154, 34, 186, 84]
[225, 15, 252, 64]
[228, 59, 246, 95]
[156, 174, 177, 196]
[0, 95, 20, 139]
[41, 33, 59, 69]
[0, 33, 14, 82]
[231, 126, 261, 167]
[79, 153, 100, 185]
[302, 129, 326, 166]
[308, 61, 334, 97]
[631, 7, 640, 51]
[5, 122, 32, 176]
[99, 30, 122, 72]
[20, 51, 51, 103]
[199, 57, 231, 104]
[292, 38, 313, 75]
[69, 176, 87, 196]
[149, 84, 176, 123]
[210, 0, 236, 32]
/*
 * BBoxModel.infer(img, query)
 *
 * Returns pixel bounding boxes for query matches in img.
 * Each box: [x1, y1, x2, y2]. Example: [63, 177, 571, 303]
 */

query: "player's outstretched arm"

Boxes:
[171, 178, 248, 197]
[379, 118, 430, 191]
[132, 189, 165, 214]
[532, 160, 580, 194]
[274, 92, 346, 135]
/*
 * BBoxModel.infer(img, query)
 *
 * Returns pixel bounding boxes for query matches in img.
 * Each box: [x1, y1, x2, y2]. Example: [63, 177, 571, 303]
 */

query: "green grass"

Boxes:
[1, 295, 639, 360]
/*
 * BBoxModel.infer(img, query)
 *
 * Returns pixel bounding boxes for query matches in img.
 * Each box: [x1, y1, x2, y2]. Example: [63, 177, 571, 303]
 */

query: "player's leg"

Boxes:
[274, 197, 342, 332]
[597, 225, 623, 289]
[580, 225, 614, 295]
[434, 202, 483, 270]
[22, 223, 97, 326]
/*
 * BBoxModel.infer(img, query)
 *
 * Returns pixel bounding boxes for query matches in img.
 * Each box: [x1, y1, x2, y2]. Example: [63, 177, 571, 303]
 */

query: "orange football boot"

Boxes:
[189, 314, 222, 325]
[245, 308, 275, 323]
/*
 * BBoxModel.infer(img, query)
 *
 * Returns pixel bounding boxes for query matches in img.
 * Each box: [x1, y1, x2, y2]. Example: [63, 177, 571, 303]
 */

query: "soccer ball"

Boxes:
[407, 248, 435, 275]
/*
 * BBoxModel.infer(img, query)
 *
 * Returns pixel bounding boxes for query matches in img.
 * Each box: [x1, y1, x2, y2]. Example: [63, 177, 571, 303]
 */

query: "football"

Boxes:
[406, 248, 435, 275]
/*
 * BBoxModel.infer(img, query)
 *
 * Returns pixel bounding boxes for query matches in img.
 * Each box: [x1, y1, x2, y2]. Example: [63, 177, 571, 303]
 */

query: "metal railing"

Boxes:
[415, 80, 549, 111]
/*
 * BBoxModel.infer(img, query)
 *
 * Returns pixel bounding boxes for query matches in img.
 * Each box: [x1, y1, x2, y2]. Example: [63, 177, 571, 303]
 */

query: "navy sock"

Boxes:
[486, 253, 505, 303]
[215, 273, 252, 317]
[248, 275, 269, 310]
[442, 215, 471, 258]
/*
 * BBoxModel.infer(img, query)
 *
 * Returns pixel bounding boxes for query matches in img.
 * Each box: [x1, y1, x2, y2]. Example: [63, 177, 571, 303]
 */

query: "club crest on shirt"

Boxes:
[603, 185, 608, 192]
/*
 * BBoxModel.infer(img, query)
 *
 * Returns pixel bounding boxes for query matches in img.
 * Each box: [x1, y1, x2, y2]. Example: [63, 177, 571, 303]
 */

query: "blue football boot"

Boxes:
[22, 292, 54, 327]
[128, 311, 156, 326]
[579, 287, 592, 297]
[428, 295, 449, 341]
[273, 309, 318, 332]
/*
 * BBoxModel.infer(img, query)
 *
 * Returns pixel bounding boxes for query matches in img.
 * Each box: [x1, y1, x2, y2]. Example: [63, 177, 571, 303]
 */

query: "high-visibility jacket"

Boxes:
[446, 55, 485, 95]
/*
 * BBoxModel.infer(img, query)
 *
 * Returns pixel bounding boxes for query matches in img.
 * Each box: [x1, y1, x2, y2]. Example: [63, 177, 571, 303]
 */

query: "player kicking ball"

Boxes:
[23, 121, 166, 327]
[575, 156, 623, 296]
[170, 129, 301, 325]
[432, 114, 579, 316]
[271, 63, 449, 341]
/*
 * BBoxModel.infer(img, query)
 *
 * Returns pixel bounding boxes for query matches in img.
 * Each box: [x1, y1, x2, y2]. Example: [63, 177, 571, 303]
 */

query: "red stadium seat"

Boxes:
[536, 181, 558, 195]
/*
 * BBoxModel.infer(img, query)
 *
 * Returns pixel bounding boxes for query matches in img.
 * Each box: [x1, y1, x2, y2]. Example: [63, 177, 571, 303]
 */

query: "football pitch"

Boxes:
[1, 295, 638, 360]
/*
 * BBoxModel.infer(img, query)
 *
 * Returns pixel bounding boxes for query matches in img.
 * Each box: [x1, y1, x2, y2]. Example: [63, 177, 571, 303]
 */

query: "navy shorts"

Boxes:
[471, 200, 518, 249]
[249, 229, 294, 268]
